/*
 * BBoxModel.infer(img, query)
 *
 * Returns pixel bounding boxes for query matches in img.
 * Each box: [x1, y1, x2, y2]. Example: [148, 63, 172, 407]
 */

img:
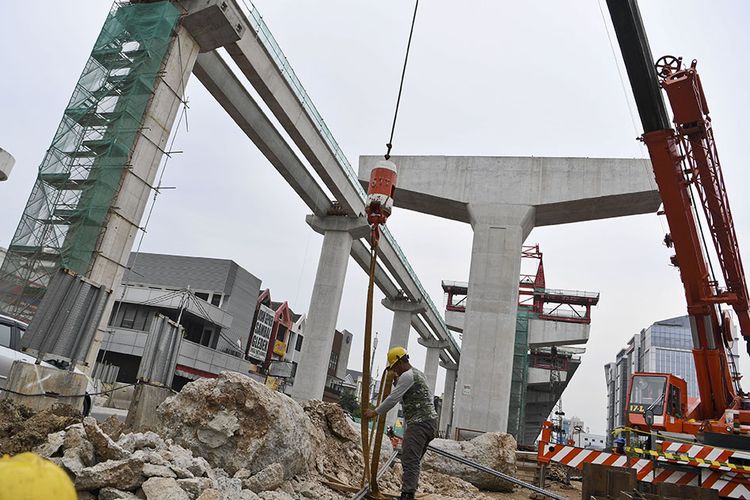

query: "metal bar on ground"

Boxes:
[426, 445, 565, 500]
[352, 450, 400, 500]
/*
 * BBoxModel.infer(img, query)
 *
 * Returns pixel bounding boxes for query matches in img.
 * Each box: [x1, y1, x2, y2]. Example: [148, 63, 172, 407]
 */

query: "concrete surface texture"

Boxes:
[4, 360, 88, 413]
[125, 383, 174, 431]
[440, 360, 459, 436]
[84, 27, 200, 372]
[381, 296, 427, 427]
[360, 155, 661, 433]
[418, 337, 450, 395]
[291, 215, 368, 401]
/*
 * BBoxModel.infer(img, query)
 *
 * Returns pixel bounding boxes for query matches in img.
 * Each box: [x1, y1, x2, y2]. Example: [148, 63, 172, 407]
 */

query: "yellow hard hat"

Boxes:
[387, 346, 408, 369]
[0, 452, 76, 500]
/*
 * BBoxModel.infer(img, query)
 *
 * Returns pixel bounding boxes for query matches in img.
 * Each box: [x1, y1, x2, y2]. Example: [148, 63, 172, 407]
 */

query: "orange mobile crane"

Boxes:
[538, 1, 750, 496]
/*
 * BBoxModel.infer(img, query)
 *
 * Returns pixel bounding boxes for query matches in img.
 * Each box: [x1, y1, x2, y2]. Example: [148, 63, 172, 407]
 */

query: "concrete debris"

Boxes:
[7, 373, 520, 499]
[424, 432, 517, 491]
[142, 477, 190, 500]
[157, 372, 317, 477]
[98, 487, 142, 500]
[241, 462, 284, 492]
[177, 477, 215, 498]
[117, 431, 165, 453]
[75, 457, 146, 491]
[32, 429, 65, 457]
[84, 416, 130, 462]
[99, 415, 126, 440]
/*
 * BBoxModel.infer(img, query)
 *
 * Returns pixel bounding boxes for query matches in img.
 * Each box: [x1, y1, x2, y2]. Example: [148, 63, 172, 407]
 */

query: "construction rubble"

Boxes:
[1, 372, 522, 499]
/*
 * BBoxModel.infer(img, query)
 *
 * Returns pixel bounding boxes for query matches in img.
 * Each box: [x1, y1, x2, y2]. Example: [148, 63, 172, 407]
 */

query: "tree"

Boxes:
[339, 391, 358, 416]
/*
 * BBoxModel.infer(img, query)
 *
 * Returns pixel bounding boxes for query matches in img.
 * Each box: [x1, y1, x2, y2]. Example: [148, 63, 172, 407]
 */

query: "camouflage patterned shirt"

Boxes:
[375, 368, 438, 425]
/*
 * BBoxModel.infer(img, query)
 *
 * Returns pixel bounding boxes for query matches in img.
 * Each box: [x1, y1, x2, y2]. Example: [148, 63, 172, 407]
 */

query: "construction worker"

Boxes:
[614, 436, 626, 455]
[364, 346, 438, 500]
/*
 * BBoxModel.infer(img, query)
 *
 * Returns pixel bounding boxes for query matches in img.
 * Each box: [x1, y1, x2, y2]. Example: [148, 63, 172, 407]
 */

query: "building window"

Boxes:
[195, 292, 209, 302]
[0, 323, 11, 348]
[211, 294, 222, 307]
[119, 304, 148, 331]
[277, 325, 288, 343]
[295, 335, 303, 352]
[329, 352, 339, 373]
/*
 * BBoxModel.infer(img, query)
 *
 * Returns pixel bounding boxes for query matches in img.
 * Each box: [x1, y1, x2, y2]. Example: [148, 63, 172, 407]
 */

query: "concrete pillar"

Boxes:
[125, 383, 174, 432]
[381, 296, 426, 427]
[4, 360, 88, 413]
[291, 215, 368, 401]
[440, 360, 458, 437]
[84, 26, 201, 372]
[453, 204, 535, 433]
[418, 338, 449, 395]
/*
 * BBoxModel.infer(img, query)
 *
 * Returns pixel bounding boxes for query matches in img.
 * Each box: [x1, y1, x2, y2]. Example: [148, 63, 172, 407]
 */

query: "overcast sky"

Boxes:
[2, 1, 750, 434]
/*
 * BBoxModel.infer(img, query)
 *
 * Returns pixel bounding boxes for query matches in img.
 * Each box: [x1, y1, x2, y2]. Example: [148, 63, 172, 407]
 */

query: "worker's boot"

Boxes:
[399, 493, 415, 500]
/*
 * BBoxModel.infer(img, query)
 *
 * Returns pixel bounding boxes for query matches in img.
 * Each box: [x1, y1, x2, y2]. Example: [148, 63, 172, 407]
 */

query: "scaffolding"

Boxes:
[0, 1, 180, 322]
[508, 304, 538, 441]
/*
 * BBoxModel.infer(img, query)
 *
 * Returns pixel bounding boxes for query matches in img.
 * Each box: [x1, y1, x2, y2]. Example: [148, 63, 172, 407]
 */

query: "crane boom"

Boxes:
[606, 0, 749, 427]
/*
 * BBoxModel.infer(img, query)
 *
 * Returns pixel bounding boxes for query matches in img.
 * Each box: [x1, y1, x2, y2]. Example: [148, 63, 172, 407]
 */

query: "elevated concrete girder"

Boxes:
[360, 155, 659, 433]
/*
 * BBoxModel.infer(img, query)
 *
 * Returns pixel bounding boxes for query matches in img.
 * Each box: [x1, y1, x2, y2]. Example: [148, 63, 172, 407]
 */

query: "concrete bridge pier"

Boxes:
[418, 337, 450, 395]
[456, 204, 535, 433]
[381, 296, 425, 428]
[359, 155, 661, 433]
[291, 215, 368, 401]
[439, 360, 458, 437]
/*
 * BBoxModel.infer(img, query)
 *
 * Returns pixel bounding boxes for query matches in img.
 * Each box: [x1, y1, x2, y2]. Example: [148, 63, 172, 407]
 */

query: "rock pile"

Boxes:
[0, 399, 81, 455]
[18, 372, 513, 499]
[424, 432, 517, 491]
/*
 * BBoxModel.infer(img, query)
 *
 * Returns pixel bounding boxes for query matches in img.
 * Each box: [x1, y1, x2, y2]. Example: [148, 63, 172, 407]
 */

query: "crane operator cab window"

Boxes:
[629, 375, 667, 415]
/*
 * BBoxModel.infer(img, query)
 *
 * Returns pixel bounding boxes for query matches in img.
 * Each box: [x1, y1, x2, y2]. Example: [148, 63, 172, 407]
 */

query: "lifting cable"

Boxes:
[384, 0, 420, 161]
[360, 1, 420, 497]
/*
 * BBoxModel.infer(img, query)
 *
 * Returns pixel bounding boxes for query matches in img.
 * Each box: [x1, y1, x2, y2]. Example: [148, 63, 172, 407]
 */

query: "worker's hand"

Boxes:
[363, 408, 378, 419]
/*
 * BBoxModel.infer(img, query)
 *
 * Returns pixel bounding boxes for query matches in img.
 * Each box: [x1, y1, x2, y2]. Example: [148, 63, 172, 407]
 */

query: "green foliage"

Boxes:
[339, 391, 358, 416]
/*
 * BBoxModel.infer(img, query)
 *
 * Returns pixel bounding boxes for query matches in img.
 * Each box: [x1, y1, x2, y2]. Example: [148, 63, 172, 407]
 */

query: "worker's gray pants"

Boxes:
[401, 418, 438, 494]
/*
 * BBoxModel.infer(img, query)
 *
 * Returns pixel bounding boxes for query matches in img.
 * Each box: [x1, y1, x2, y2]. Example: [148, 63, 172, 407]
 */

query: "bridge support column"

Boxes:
[418, 338, 449, 395]
[291, 215, 368, 401]
[453, 205, 535, 433]
[381, 296, 426, 428]
[440, 360, 458, 437]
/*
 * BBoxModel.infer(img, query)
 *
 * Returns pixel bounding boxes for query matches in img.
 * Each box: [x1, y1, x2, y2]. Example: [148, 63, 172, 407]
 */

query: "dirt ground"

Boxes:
[482, 481, 582, 500]
[0, 400, 81, 455]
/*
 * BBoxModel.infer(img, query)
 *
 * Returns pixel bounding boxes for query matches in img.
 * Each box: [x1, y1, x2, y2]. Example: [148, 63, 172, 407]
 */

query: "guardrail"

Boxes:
[238, 0, 455, 347]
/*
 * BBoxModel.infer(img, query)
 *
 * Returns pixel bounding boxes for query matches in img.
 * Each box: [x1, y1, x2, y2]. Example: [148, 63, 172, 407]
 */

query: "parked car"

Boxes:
[0, 313, 93, 415]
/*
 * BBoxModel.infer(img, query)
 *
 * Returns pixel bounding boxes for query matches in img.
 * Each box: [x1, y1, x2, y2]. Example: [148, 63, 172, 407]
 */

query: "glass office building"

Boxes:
[604, 314, 740, 445]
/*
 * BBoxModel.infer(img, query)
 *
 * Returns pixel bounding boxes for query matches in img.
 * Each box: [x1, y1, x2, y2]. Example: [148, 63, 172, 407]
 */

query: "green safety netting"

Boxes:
[0, 1, 180, 321]
[507, 305, 537, 441]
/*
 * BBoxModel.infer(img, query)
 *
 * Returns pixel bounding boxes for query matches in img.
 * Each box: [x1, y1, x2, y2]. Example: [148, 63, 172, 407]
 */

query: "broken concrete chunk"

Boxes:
[240, 491, 261, 500]
[142, 477, 190, 500]
[242, 463, 284, 493]
[118, 431, 166, 452]
[158, 372, 316, 477]
[170, 465, 195, 479]
[100, 415, 126, 440]
[423, 432, 517, 492]
[76, 491, 97, 500]
[143, 462, 178, 478]
[257, 491, 294, 500]
[216, 475, 243, 499]
[177, 477, 215, 499]
[32, 430, 65, 458]
[195, 489, 222, 500]
[83, 416, 130, 462]
[132, 449, 170, 466]
[99, 487, 142, 500]
[75, 457, 145, 491]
